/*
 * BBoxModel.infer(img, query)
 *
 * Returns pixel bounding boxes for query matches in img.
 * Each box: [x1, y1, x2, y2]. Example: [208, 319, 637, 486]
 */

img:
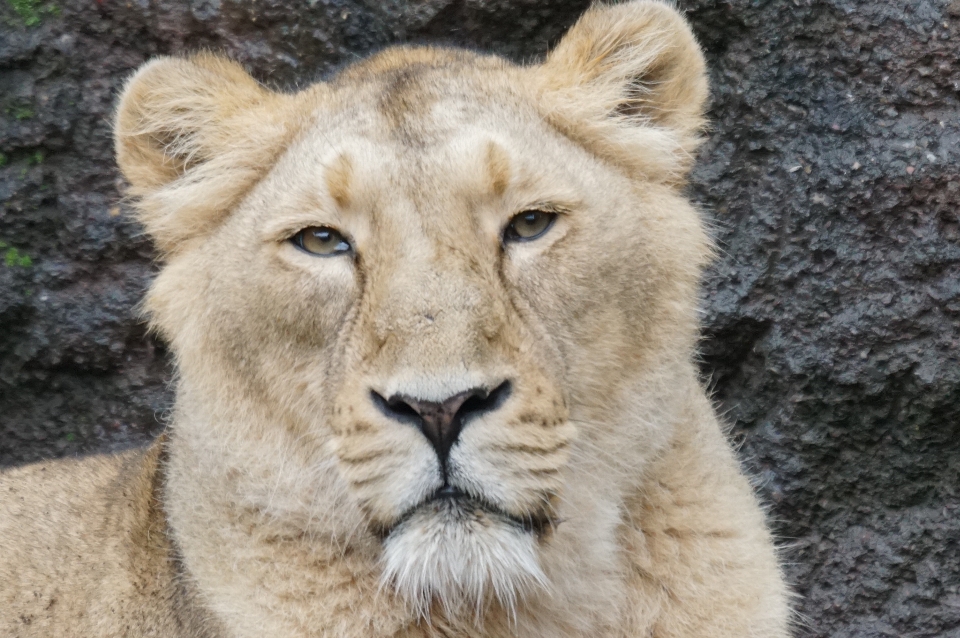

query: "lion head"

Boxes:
[115, 1, 710, 626]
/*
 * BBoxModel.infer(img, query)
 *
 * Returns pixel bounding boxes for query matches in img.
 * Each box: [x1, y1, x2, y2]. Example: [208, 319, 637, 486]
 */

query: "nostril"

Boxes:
[456, 380, 512, 425]
[387, 396, 421, 420]
[370, 390, 421, 425]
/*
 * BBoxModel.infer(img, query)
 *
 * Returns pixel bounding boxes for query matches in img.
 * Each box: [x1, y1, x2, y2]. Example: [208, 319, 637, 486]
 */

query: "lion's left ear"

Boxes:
[534, 1, 709, 184]
[115, 54, 302, 255]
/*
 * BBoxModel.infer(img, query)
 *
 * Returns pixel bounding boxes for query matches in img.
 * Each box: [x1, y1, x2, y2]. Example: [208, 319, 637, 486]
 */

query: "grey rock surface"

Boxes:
[1, 0, 957, 636]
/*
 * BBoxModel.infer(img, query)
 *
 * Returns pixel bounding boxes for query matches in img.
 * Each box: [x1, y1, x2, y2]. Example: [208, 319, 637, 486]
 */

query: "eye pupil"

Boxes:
[293, 226, 351, 256]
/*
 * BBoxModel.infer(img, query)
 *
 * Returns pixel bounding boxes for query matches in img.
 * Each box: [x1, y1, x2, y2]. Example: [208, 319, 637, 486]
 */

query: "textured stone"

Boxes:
[0, 1, 957, 636]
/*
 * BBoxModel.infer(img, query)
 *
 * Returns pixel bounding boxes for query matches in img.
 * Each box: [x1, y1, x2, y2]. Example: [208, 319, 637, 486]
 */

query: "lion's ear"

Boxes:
[115, 54, 300, 254]
[535, 1, 709, 183]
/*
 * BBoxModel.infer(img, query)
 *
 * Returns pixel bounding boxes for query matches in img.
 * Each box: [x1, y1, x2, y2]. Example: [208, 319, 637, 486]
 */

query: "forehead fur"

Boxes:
[322, 47, 525, 151]
[114, 1, 707, 253]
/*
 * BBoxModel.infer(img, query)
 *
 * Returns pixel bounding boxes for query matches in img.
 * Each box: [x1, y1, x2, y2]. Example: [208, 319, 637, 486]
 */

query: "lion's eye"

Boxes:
[504, 210, 557, 243]
[291, 226, 352, 256]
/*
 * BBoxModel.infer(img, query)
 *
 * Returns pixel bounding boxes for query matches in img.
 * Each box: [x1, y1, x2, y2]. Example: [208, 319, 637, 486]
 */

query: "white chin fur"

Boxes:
[380, 499, 546, 621]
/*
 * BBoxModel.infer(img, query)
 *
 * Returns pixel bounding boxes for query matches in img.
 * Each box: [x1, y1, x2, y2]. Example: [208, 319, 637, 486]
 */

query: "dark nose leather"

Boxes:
[372, 381, 511, 465]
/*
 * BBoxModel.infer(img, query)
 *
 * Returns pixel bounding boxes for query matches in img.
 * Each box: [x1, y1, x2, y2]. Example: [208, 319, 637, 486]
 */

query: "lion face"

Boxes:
[116, 2, 711, 622]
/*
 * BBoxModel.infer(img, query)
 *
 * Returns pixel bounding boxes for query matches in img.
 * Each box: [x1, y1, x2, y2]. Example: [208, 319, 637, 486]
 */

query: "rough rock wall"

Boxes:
[0, 1, 957, 636]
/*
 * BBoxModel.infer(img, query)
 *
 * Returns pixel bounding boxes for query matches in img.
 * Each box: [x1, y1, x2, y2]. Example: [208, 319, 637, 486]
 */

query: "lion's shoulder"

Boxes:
[0, 442, 210, 636]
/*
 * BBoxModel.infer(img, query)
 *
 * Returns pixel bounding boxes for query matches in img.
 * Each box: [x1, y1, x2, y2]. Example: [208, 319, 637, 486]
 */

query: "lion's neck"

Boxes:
[122, 438, 229, 637]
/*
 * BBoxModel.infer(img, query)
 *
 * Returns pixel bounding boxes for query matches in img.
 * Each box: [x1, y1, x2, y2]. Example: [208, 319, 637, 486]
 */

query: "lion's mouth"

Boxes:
[381, 486, 553, 539]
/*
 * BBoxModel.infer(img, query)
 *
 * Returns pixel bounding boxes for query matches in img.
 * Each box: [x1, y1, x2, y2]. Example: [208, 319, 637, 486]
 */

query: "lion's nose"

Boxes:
[371, 381, 512, 466]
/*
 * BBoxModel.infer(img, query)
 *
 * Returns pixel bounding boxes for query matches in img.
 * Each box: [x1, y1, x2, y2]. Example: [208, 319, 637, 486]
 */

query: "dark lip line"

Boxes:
[377, 487, 553, 540]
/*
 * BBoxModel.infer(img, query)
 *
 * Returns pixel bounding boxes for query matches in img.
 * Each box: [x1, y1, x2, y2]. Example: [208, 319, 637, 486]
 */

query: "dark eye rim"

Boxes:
[502, 210, 558, 244]
[290, 226, 353, 257]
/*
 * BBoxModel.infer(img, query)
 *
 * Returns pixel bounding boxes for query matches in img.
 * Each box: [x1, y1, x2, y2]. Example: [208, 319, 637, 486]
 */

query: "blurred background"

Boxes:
[0, 0, 957, 635]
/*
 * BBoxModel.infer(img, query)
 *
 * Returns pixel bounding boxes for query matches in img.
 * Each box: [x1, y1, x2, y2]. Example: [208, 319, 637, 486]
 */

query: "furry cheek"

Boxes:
[327, 421, 443, 528]
[447, 412, 575, 519]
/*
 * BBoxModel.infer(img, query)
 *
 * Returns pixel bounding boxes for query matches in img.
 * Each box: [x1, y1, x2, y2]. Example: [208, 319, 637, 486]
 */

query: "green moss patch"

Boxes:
[4, 246, 33, 267]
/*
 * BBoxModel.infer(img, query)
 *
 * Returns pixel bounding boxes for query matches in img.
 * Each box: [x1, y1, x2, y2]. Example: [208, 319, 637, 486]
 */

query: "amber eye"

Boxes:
[504, 210, 557, 243]
[291, 226, 352, 256]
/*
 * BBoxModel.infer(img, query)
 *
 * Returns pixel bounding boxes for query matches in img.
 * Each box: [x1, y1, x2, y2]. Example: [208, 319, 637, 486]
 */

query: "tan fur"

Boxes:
[0, 2, 791, 636]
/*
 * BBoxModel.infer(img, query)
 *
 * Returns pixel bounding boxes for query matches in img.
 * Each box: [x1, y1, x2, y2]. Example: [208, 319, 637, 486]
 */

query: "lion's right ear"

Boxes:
[115, 54, 301, 254]
[533, 1, 709, 185]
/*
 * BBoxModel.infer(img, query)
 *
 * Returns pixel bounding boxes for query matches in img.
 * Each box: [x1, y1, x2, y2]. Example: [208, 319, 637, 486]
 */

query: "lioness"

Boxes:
[0, 2, 791, 636]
